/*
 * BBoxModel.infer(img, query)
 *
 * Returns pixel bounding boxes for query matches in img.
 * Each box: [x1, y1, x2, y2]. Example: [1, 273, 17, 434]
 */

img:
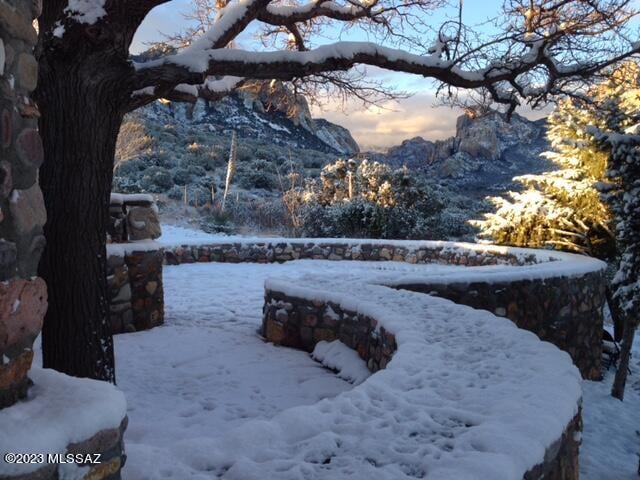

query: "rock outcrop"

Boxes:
[376, 111, 552, 200]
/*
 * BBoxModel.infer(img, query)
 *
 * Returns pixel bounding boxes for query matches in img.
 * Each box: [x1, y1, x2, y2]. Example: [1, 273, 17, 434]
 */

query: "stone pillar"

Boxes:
[107, 194, 164, 334]
[107, 253, 134, 334]
[0, 0, 47, 409]
[108, 195, 127, 243]
[126, 249, 164, 331]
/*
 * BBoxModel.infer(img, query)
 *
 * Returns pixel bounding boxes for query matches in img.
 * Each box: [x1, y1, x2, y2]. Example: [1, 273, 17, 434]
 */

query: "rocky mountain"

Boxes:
[155, 82, 359, 156]
[375, 111, 553, 199]
[113, 82, 360, 207]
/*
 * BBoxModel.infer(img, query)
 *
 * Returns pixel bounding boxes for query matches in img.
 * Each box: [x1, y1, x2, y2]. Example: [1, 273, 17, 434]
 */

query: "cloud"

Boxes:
[312, 92, 462, 151]
[312, 88, 551, 151]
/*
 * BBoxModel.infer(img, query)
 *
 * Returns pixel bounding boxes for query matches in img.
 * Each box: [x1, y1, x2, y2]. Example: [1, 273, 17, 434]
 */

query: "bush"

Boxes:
[292, 158, 445, 240]
[140, 166, 173, 192]
[114, 157, 146, 176]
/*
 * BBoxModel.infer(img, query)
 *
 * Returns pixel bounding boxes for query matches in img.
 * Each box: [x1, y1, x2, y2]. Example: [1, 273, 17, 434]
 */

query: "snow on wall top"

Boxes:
[110, 193, 154, 205]
[106, 240, 162, 256]
[0, 368, 126, 476]
[158, 225, 606, 282]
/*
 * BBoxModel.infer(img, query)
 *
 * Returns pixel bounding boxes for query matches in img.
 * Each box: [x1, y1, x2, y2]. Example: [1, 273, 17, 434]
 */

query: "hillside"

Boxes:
[114, 82, 359, 204]
[113, 95, 553, 238]
[374, 111, 553, 200]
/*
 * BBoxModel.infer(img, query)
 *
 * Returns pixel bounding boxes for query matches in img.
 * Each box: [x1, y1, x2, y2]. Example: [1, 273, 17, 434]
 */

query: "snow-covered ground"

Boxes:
[581, 355, 640, 479]
[159, 224, 223, 245]
[118, 261, 355, 479]
[111, 258, 640, 479]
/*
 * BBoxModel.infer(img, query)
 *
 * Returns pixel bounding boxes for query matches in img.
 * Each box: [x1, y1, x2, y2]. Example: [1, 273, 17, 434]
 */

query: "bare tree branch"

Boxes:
[125, 0, 639, 113]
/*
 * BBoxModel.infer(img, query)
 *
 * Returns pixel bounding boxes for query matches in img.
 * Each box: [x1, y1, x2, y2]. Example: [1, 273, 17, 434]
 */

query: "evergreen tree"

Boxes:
[477, 63, 640, 399]
[473, 98, 614, 259]
[587, 64, 640, 400]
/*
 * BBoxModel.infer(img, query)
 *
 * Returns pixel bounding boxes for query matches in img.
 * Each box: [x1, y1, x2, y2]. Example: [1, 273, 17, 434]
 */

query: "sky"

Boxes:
[128, 0, 608, 149]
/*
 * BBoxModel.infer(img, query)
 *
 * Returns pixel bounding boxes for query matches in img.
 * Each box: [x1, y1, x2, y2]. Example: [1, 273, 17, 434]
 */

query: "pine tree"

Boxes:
[587, 64, 640, 400]
[477, 63, 640, 399]
[473, 98, 614, 259]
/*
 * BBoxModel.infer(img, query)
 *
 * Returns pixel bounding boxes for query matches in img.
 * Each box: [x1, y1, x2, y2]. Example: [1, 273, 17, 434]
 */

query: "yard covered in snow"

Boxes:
[109, 234, 640, 479]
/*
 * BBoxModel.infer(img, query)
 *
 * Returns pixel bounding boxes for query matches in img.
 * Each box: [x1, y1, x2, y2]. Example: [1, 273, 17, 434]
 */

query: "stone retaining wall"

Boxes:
[164, 241, 535, 266]
[395, 271, 605, 380]
[107, 249, 164, 335]
[263, 291, 397, 372]
[0, 0, 47, 411]
[263, 288, 581, 480]
[165, 240, 605, 379]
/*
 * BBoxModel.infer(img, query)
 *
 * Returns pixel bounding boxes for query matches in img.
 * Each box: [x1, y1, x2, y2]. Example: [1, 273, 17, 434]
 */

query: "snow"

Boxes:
[106, 240, 162, 256]
[19, 220, 637, 478]
[110, 193, 154, 204]
[175, 84, 199, 97]
[0, 368, 126, 476]
[64, 0, 107, 25]
[158, 224, 606, 282]
[205, 76, 244, 93]
[111, 257, 583, 479]
[582, 368, 640, 479]
[311, 340, 371, 385]
[117, 262, 355, 479]
[131, 86, 155, 98]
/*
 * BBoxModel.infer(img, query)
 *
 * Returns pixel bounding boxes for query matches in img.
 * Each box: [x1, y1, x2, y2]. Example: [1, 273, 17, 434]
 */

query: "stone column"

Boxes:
[0, 0, 47, 409]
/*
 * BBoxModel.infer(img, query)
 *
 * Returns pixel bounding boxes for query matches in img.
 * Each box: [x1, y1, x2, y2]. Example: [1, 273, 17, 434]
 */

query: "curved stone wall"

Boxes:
[262, 286, 581, 480]
[159, 236, 603, 478]
[163, 238, 606, 379]
[392, 271, 604, 380]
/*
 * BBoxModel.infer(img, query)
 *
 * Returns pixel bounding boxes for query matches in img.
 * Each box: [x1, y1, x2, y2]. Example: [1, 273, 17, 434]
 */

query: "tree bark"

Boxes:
[606, 286, 625, 342]
[35, 25, 133, 382]
[611, 319, 636, 400]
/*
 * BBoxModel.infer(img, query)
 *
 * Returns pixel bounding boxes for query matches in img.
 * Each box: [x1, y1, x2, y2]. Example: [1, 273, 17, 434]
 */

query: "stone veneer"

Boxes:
[107, 194, 164, 335]
[0, 2, 126, 479]
[107, 248, 164, 334]
[263, 288, 581, 480]
[164, 240, 605, 379]
[0, 0, 47, 410]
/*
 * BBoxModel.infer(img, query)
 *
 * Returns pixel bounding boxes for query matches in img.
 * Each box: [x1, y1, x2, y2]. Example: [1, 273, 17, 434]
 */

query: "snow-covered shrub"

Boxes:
[294, 159, 444, 239]
[167, 185, 184, 201]
[237, 160, 279, 191]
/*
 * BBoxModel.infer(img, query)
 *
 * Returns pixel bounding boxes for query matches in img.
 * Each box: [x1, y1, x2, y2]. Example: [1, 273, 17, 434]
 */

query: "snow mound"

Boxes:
[311, 340, 371, 385]
[0, 368, 126, 476]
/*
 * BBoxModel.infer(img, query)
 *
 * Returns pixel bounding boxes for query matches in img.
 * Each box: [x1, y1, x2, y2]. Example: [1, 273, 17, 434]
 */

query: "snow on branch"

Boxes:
[135, 38, 640, 100]
[180, 0, 272, 52]
[129, 0, 639, 112]
[128, 75, 245, 111]
[259, 0, 373, 23]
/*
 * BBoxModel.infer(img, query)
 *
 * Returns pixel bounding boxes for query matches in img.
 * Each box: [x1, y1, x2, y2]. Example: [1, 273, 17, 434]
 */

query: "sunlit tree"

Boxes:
[473, 96, 615, 259]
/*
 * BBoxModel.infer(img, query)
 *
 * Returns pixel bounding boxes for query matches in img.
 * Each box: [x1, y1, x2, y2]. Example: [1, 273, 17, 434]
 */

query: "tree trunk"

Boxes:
[611, 319, 636, 400]
[35, 31, 133, 382]
[606, 286, 625, 342]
